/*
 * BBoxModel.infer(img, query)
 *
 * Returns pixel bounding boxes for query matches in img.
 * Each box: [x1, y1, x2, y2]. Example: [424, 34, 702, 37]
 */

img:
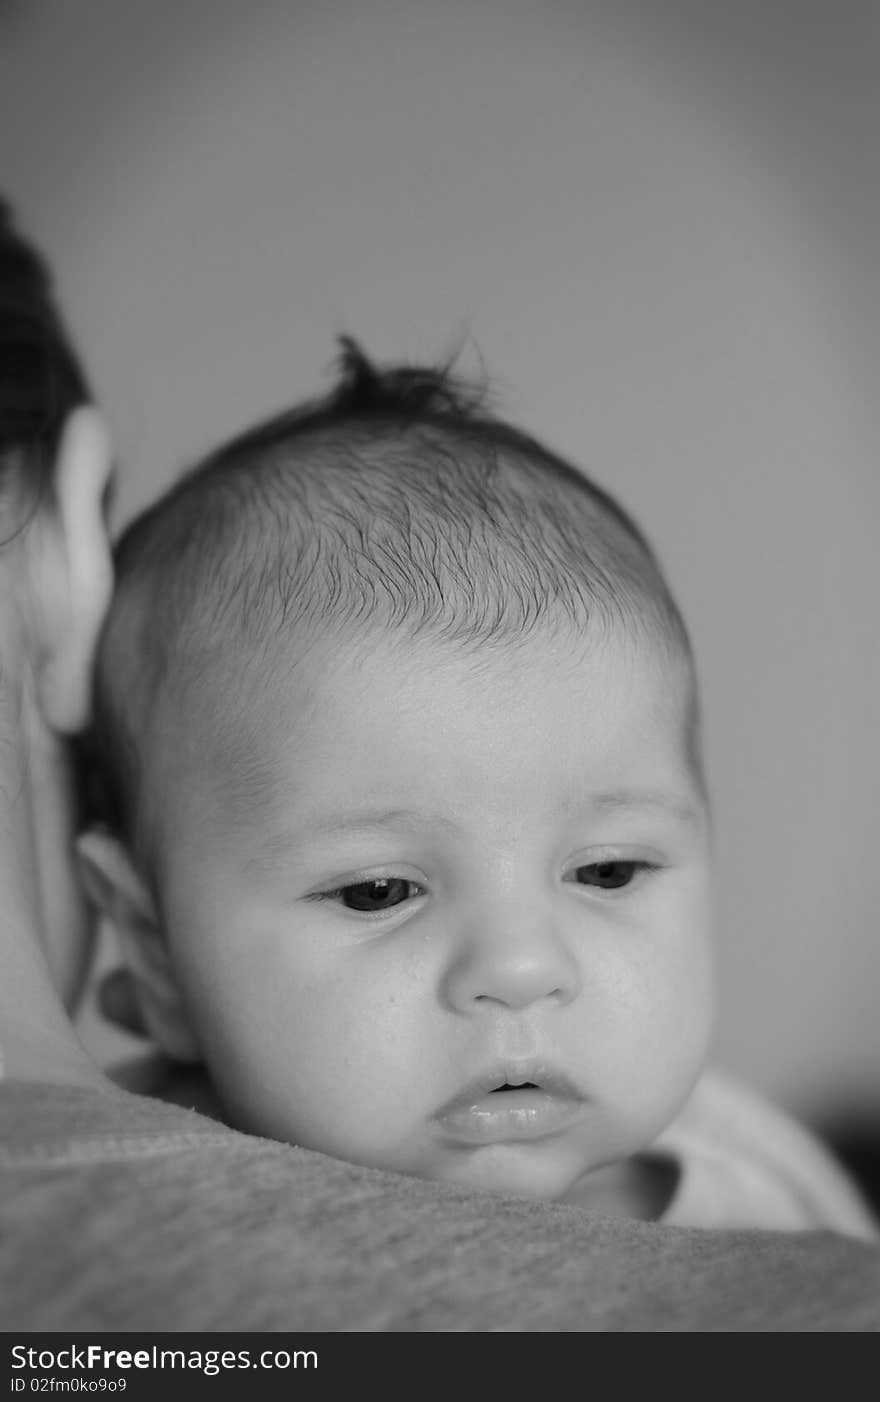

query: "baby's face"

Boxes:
[159, 628, 714, 1201]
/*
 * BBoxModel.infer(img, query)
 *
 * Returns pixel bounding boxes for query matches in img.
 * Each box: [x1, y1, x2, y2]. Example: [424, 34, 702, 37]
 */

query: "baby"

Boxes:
[80, 341, 875, 1232]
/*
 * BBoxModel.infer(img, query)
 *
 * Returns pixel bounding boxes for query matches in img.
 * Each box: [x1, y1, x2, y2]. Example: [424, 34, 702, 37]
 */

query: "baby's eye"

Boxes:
[568, 860, 652, 891]
[332, 878, 422, 913]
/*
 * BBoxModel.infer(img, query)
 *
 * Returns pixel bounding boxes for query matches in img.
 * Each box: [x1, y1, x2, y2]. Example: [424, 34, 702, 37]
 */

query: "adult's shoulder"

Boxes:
[3, 1079, 879, 1332]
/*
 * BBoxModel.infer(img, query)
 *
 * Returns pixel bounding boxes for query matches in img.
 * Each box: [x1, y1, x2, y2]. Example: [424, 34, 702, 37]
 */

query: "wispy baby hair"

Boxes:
[92, 337, 697, 864]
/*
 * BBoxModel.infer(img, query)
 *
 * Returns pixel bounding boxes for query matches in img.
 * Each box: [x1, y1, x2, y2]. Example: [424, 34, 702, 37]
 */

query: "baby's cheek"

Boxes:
[607, 923, 713, 1082]
[651, 876, 715, 1029]
[256, 965, 416, 1094]
[650, 945, 714, 1110]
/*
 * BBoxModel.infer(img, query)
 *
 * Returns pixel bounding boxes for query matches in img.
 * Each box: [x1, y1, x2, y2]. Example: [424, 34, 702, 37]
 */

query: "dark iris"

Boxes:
[575, 861, 639, 890]
[340, 878, 412, 912]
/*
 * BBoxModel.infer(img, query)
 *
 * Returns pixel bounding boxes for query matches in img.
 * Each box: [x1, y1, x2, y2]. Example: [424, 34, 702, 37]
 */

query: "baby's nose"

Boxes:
[442, 911, 580, 1013]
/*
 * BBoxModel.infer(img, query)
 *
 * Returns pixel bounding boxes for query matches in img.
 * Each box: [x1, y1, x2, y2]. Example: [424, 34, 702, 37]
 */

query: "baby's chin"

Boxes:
[398, 1141, 600, 1204]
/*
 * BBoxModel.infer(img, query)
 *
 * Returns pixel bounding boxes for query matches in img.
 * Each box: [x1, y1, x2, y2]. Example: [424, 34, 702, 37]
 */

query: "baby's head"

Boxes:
[84, 341, 714, 1204]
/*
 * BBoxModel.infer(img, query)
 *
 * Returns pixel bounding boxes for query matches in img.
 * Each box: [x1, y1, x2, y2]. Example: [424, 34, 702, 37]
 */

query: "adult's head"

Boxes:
[0, 197, 113, 1072]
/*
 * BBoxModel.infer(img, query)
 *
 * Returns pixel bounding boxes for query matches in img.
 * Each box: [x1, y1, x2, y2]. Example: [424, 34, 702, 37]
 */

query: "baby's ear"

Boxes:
[76, 829, 201, 1064]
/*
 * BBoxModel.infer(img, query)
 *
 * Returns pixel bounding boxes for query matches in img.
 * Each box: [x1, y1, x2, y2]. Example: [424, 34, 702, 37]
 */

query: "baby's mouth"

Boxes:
[435, 1069, 585, 1144]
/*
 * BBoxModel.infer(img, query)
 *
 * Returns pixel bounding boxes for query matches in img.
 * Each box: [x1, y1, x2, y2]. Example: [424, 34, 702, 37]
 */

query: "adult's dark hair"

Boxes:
[0, 198, 91, 540]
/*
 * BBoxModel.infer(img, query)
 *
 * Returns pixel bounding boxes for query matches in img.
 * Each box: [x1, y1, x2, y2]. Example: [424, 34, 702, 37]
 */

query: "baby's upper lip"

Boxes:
[439, 1061, 583, 1111]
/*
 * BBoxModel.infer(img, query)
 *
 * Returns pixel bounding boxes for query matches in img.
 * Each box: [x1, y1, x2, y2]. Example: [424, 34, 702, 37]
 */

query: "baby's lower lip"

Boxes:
[435, 1087, 584, 1145]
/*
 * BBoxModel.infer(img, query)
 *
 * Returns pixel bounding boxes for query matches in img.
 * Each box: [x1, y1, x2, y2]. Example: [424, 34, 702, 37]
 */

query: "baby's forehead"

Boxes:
[163, 622, 701, 828]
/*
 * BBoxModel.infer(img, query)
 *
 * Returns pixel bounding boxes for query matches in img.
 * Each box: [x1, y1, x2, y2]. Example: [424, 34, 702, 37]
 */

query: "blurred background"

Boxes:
[1, 0, 877, 1186]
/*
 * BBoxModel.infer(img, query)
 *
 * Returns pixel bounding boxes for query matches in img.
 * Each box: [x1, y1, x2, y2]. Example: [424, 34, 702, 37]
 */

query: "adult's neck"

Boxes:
[0, 672, 107, 1089]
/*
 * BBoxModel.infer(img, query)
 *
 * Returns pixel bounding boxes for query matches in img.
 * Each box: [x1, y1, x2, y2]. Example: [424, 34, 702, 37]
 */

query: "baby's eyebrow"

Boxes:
[299, 807, 460, 838]
[313, 797, 702, 831]
[246, 793, 702, 872]
[243, 808, 459, 871]
[582, 789, 704, 829]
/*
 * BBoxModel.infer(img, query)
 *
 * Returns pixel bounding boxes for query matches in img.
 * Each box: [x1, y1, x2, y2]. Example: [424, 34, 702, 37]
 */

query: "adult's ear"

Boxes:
[76, 829, 201, 1063]
[37, 406, 114, 733]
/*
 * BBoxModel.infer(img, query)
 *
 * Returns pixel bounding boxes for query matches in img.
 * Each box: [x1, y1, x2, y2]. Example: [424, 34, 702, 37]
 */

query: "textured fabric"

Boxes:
[655, 1068, 878, 1238]
[2, 1080, 880, 1332]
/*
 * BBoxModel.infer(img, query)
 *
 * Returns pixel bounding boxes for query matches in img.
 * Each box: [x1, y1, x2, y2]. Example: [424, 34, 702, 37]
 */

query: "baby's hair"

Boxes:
[91, 338, 700, 870]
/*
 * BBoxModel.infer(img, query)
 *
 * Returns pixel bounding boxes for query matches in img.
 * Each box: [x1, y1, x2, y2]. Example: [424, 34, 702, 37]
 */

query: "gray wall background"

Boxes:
[2, 0, 877, 1127]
